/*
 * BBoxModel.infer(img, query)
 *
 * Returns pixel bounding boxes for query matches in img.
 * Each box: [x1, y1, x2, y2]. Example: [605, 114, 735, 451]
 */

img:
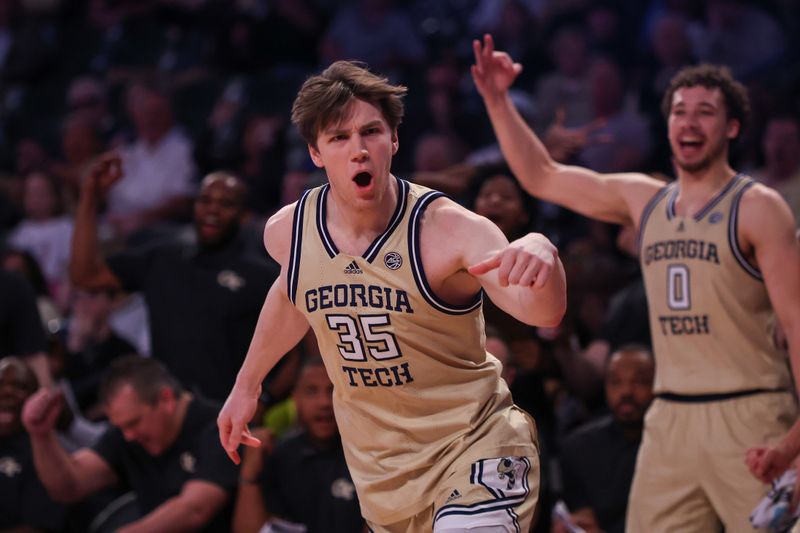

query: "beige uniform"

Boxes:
[288, 178, 538, 528]
[628, 174, 797, 532]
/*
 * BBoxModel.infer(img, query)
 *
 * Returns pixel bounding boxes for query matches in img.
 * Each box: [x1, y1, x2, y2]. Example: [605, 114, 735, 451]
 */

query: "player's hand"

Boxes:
[21, 388, 63, 437]
[217, 385, 262, 464]
[471, 34, 522, 106]
[746, 445, 794, 483]
[82, 152, 123, 201]
[468, 233, 557, 289]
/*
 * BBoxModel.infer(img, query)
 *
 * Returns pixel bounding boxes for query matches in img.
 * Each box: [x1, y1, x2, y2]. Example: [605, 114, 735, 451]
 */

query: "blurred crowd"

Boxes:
[1, 0, 799, 531]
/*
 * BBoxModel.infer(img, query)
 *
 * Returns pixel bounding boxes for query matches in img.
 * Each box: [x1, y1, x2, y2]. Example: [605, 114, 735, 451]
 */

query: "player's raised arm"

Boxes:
[472, 34, 661, 226]
[217, 203, 310, 464]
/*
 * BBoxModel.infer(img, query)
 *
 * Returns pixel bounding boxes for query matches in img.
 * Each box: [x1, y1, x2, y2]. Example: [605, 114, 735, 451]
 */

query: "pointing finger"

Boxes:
[468, 254, 502, 276]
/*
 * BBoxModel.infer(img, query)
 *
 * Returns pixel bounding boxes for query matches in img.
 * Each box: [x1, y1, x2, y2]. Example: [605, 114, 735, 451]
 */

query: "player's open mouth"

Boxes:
[678, 137, 704, 152]
[353, 171, 373, 188]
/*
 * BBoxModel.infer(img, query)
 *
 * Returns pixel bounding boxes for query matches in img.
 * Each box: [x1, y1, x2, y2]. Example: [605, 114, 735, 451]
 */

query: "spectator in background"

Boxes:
[64, 76, 117, 143]
[555, 346, 655, 533]
[63, 287, 136, 419]
[320, 0, 426, 79]
[70, 154, 283, 405]
[7, 170, 74, 308]
[0, 268, 52, 387]
[753, 114, 800, 225]
[0, 356, 65, 532]
[577, 57, 652, 173]
[695, 0, 786, 81]
[233, 358, 364, 533]
[50, 111, 107, 207]
[533, 24, 593, 133]
[107, 82, 196, 242]
[236, 112, 288, 218]
[22, 355, 239, 532]
[2, 245, 62, 323]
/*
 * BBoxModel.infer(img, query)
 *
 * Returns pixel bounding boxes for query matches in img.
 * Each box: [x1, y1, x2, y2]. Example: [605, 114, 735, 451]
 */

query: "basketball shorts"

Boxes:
[368, 455, 539, 533]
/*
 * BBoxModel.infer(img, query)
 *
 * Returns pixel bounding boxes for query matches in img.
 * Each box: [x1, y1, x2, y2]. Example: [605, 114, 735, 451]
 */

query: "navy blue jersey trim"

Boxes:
[637, 184, 673, 255]
[694, 174, 742, 220]
[666, 175, 743, 221]
[408, 191, 483, 315]
[288, 189, 312, 304]
[364, 178, 409, 263]
[316, 184, 338, 258]
[728, 179, 762, 281]
[316, 177, 409, 261]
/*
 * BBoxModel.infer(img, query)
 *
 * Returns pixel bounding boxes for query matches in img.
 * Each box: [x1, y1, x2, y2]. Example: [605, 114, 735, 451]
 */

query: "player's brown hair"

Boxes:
[291, 60, 407, 149]
[662, 64, 750, 138]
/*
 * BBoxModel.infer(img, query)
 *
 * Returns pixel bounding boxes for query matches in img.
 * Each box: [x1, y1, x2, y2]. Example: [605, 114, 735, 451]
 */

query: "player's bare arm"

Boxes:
[738, 184, 800, 395]
[420, 197, 566, 327]
[218, 203, 310, 464]
[471, 33, 662, 226]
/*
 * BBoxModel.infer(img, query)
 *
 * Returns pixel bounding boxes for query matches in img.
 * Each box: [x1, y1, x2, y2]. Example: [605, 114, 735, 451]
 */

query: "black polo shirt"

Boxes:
[0, 432, 65, 531]
[107, 237, 277, 401]
[92, 397, 238, 532]
[260, 429, 364, 533]
[0, 271, 46, 357]
[559, 415, 640, 533]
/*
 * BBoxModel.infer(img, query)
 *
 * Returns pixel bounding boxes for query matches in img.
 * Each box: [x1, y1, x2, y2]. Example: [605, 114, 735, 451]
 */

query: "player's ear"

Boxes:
[308, 144, 324, 168]
[391, 131, 399, 155]
[726, 118, 740, 141]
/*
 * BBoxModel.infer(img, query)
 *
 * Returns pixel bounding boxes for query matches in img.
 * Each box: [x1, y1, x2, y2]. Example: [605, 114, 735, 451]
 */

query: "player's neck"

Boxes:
[327, 177, 399, 254]
[675, 159, 737, 196]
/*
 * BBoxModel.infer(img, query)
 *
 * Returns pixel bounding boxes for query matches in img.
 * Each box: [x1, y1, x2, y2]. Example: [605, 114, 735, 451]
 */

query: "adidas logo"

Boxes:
[344, 260, 362, 274]
[677, 221, 685, 232]
[445, 489, 462, 504]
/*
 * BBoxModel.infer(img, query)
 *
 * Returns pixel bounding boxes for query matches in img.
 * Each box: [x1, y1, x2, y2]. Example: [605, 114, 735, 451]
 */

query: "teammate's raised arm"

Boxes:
[472, 34, 661, 227]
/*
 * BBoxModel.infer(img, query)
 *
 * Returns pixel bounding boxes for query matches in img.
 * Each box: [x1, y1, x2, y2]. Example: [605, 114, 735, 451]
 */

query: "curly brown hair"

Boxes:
[291, 61, 407, 149]
[662, 64, 750, 138]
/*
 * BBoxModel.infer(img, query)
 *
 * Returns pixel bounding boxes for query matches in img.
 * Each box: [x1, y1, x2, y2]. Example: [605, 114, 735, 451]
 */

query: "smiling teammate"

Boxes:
[472, 34, 800, 532]
[218, 60, 567, 533]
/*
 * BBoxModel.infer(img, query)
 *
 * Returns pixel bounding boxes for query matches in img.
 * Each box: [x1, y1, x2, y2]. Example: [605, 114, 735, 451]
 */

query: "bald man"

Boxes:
[70, 154, 280, 402]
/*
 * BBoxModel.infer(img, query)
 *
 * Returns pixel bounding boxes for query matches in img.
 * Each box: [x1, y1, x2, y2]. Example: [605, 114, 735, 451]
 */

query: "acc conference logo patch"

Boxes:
[384, 252, 403, 270]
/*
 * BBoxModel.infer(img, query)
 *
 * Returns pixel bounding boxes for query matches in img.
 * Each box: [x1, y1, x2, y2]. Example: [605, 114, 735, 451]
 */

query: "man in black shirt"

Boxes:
[233, 358, 364, 533]
[69, 154, 280, 402]
[22, 355, 238, 532]
[556, 346, 655, 533]
[0, 356, 65, 531]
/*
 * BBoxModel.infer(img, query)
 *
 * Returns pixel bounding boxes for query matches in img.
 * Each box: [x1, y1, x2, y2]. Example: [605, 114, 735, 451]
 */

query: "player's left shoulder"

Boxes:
[739, 181, 794, 227]
[420, 195, 490, 237]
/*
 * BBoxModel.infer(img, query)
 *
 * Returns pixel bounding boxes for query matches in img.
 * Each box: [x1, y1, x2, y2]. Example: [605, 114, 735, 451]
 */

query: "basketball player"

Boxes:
[472, 34, 800, 532]
[217, 61, 567, 532]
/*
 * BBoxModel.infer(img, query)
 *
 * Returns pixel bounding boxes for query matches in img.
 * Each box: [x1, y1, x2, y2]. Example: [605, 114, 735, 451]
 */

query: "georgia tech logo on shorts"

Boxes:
[497, 457, 525, 490]
[384, 252, 402, 270]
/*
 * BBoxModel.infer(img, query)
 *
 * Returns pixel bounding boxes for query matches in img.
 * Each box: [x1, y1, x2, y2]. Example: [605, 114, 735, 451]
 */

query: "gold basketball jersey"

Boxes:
[287, 178, 537, 524]
[638, 174, 791, 394]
